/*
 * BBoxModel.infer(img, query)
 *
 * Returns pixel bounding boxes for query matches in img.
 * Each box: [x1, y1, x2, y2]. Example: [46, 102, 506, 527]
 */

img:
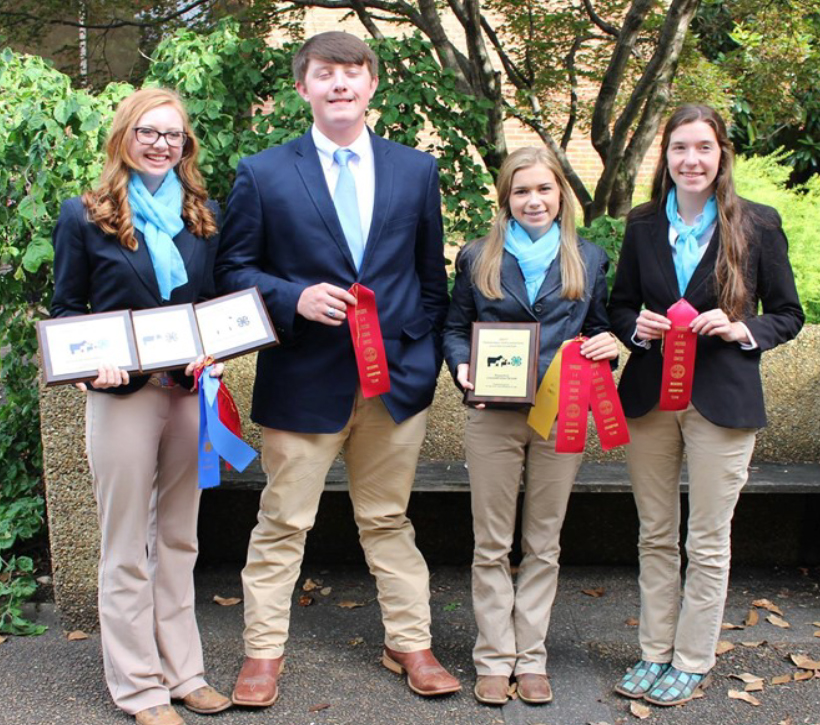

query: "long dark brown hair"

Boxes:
[83, 87, 217, 250]
[643, 104, 749, 319]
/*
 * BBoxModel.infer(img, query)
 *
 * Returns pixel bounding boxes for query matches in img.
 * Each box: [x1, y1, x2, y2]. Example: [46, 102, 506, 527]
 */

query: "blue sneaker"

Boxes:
[644, 666, 711, 706]
[614, 660, 671, 699]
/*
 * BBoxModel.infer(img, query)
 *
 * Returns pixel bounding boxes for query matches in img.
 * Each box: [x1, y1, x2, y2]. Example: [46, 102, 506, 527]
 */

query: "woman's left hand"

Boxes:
[184, 355, 225, 378]
[580, 332, 619, 361]
[690, 309, 749, 344]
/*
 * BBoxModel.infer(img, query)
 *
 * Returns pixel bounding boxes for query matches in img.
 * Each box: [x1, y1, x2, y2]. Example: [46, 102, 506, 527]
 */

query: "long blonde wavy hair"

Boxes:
[83, 87, 217, 250]
[471, 146, 586, 300]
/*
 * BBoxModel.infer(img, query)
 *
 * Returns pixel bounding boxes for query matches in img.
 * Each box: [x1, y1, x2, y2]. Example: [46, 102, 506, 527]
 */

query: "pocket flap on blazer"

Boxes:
[402, 316, 433, 340]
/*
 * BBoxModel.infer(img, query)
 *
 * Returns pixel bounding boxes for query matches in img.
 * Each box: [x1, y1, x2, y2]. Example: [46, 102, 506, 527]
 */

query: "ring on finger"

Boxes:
[326, 307, 336, 319]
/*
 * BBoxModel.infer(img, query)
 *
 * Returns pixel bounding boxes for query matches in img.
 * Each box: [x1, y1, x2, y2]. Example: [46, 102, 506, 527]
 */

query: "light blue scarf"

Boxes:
[666, 188, 717, 296]
[128, 171, 188, 300]
[503, 220, 561, 304]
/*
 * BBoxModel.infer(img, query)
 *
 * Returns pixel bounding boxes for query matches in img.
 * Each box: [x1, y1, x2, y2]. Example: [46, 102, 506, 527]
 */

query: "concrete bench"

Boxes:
[222, 459, 820, 494]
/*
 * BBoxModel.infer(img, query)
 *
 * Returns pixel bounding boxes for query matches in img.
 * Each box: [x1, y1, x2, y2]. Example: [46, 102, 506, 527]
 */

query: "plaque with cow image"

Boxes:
[465, 321, 540, 407]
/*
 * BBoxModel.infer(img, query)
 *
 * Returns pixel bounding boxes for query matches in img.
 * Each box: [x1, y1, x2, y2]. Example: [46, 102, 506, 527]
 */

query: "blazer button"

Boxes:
[533, 303, 543, 313]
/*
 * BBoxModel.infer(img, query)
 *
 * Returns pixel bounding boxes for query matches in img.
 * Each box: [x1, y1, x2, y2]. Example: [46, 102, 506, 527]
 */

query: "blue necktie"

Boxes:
[332, 148, 365, 270]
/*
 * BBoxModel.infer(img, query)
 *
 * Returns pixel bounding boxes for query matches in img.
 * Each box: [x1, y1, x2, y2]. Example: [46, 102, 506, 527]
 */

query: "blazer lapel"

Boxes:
[682, 225, 719, 301]
[500, 251, 537, 319]
[119, 230, 162, 304]
[293, 132, 357, 273]
[532, 252, 562, 304]
[359, 132, 392, 276]
[649, 210, 682, 300]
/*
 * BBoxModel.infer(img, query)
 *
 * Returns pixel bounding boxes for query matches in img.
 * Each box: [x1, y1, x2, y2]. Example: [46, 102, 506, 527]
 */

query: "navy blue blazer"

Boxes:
[51, 196, 220, 394]
[607, 200, 804, 428]
[215, 130, 449, 433]
[443, 236, 611, 389]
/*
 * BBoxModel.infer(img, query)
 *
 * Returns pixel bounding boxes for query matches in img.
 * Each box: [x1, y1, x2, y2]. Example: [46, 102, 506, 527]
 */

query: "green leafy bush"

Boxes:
[734, 152, 820, 323]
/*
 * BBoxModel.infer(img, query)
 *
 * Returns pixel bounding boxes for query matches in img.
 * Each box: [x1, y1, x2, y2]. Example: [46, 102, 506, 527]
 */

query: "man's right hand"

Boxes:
[297, 283, 358, 326]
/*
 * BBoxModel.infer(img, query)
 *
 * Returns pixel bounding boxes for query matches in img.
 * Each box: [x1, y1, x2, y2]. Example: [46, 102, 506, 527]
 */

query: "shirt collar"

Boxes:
[311, 124, 373, 170]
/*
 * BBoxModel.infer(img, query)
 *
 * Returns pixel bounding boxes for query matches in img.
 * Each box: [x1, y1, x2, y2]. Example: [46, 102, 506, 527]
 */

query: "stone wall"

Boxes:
[41, 326, 820, 629]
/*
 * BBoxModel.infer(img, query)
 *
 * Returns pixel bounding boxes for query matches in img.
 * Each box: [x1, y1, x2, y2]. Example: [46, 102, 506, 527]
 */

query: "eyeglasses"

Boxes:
[133, 127, 188, 148]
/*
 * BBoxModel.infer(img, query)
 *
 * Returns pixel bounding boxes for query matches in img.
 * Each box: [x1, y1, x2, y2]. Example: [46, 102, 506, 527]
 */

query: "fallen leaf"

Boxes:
[779, 717, 794, 725]
[745, 608, 759, 627]
[348, 636, 364, 646]
[793, 669, 814, 681]
[308, 703, 330, 712]
[790, 654, 820, 670]
[36, 575, 52, 585]
[771, 674, 792, 685]
[721, 621, 744, 630]
[629, 701, 651, 719]
[767, 614, 790, 629]
[66, 630, 88, 641]
[213, 595, 241, 607]
[814, 631, 820, 638]
[298, 594, 314, 607]
[740, 641, 766, 648]
[745, 681, 764, 692]
[728, 690, 760, 706]
[730, 672, 764, 685]
[716, 640, 735, 655]
[337, 600, 364, 609]
[753, 598, 784, 616]
[0, 635, 6, 645]
[813, 621, 820, 628]
[507, 682, 518, 699]
[320, 587, 332, 596]
[302, 578, 321, 592]
[582, 587, 606, 598]
[625, 617, 639, 627]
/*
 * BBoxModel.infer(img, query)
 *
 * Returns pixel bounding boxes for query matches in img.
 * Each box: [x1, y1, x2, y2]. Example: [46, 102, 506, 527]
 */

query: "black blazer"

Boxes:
[215, 130, 449, 433]
[607, 199, 804, 428]
[443, 236, 611, 388]
[51, 196, 220, 395]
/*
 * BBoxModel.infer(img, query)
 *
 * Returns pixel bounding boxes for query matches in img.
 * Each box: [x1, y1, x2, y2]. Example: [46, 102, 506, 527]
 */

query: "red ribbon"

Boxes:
[346, 283, 391, 398]
[555, 338, 630, 453]
[659, 299, 699, 411]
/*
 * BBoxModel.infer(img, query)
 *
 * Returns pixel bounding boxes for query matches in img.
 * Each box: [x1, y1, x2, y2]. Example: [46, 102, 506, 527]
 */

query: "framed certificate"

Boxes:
[36, 310, 140, 386]
[194, 287, 278, 361]
[132, 304, 203, 373]
[465, 322, 540, 406]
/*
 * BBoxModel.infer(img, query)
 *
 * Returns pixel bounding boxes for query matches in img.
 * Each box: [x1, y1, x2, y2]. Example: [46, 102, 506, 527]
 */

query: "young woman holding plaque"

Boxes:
[607, 104, 804, 706]
[50, 88, 230, 725]
[442, 146, 618, 706]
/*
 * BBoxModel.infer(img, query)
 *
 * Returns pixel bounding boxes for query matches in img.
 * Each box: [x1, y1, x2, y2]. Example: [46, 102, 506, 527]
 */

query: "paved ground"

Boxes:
[3, 565, 819, 725]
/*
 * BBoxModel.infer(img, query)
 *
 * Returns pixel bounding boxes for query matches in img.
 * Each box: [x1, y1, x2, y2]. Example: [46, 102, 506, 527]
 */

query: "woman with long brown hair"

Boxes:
[51, 87, 230, 725]
[608, 104, 803, 706]
[443, 146, 618, 707]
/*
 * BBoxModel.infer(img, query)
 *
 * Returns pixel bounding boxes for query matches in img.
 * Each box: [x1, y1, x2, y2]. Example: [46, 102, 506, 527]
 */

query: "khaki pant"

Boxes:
[242, 390, 432, 657]
[627, 404, 756, 673]
[86, 385, 206, 715]
[466, 408, 582, 676]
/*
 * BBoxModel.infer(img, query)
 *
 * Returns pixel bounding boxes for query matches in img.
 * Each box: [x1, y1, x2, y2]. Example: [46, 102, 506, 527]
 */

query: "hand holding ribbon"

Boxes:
[529, 336, 628, 453]
[193, 359, 257, 489]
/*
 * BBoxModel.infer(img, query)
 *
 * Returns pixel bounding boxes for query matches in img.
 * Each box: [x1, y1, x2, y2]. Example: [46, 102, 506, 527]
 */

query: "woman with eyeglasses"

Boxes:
[51, 88, 230, 725]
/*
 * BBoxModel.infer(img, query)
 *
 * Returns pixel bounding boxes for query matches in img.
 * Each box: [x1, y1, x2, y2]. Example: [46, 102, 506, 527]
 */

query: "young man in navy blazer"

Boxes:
[216, 32, 458, 706]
